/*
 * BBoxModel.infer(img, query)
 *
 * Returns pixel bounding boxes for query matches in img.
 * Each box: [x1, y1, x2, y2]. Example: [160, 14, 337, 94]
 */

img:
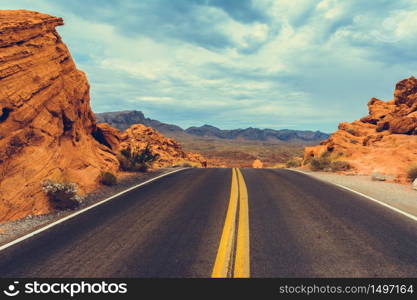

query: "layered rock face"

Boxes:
[0, 10, 208, 223]
[0, 10, 120, 222]
[304, 77, 417, 181]
[96, 123, 206, 167]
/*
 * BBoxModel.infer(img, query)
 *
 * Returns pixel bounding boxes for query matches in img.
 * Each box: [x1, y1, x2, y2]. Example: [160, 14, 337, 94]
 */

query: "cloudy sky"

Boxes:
[2, 0, 417, 132]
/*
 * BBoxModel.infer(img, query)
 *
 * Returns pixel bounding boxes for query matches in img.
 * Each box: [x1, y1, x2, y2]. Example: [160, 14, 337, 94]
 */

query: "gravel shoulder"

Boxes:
[295, 169, 417, 217]
[0, 168, 183, 246]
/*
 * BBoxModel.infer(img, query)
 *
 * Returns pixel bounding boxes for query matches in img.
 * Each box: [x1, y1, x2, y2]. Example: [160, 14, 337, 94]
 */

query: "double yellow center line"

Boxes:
[212, 168, 250, 278]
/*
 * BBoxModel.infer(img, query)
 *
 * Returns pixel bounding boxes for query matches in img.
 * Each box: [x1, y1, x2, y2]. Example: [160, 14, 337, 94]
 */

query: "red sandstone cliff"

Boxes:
[0, 10, 120, 221]
[304, 77, 417, 182]
[0, 10, 205, 223]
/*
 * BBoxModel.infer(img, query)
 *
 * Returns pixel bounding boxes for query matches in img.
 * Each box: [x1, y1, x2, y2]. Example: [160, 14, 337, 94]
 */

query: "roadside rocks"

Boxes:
[371, 173, 386, 182]
[304, 77, 417, 182]
[252, 159, 263, 168]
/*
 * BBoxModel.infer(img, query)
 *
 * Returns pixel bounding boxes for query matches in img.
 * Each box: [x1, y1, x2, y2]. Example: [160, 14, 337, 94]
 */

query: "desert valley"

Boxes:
[2, 2, 417, 284]
[0, 9, 416, 225]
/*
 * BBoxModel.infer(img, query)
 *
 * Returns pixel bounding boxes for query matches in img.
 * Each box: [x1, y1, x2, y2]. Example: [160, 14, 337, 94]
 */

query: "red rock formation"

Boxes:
[0, 10, 207, 223]
[252, 159, 263, 168]
[304, 77, 417, 182]
[97, 123, 206, 168]
[0, 10, 119, 222]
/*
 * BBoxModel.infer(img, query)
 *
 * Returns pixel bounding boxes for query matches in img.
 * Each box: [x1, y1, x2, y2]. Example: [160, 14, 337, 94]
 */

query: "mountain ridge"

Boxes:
[95, 110, 329, 143]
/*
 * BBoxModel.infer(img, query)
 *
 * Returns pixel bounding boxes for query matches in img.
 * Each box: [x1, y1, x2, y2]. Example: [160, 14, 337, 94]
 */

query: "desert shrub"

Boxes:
[42, 179, 83, 210]
[118, 144, 159, 172]
[100, 171, 117, 186]
[286, 157, 302, 168]
[407, 164, 417, 181]
[310, 156, 331, 171]
[303, 156, 313, 166]
[330, 161, 351, 171]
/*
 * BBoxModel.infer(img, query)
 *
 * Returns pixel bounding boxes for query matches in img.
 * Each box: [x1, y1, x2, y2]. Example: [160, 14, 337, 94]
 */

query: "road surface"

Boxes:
[1, 168, 417, 278]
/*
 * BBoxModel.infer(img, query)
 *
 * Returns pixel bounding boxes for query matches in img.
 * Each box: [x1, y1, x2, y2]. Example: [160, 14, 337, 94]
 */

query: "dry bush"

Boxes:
[42, 179, 83, 210]
[407, 165, 417, 181]
[330, 160, 351, 171]
[285, 157, 302, 168]
[100, 171, 117, 186]
[310, 156, 331, 171]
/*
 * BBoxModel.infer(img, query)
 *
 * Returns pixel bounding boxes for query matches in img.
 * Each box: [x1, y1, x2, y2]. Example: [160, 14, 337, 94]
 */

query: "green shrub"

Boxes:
[42, 179, 83, 210]
[310, 156, 331, 171]
[118, 144, 159, 172]
[330, 161, 351, 171]
[286, 157, 302, 168]
[407, 164, 417, 181]
[100, 171, 117, 186]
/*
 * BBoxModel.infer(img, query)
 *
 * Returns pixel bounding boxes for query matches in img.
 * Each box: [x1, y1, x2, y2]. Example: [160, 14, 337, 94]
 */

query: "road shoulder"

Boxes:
[290, 169, 417, 218]
[0, 168, 184, 247]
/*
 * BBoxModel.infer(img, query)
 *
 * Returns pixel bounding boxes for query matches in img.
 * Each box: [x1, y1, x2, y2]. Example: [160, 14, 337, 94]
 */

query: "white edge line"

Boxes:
[288, 169, 417, 223]
[0, 168, 188, 252]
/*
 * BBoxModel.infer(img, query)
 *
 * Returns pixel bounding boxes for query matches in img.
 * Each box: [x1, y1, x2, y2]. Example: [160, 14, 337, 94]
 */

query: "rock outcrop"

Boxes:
[252, 159, 263, 168]
[304, 77, 417, 182]
[96, 123, 206, 168]
[0, 10, 120, 222]
[0, 10, 209, 223]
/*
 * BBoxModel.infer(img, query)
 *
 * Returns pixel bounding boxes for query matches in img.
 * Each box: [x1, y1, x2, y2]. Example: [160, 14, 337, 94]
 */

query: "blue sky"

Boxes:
[2, 0, 417, 132]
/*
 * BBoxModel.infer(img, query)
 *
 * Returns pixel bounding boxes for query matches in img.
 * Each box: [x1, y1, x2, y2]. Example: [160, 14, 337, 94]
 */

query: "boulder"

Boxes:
[371, 173, 386, 181]
[252, 159, 263, 168]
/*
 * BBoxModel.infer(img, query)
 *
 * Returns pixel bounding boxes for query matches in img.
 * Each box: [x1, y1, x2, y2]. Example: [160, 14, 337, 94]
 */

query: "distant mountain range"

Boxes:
[95, 110, 329, 143]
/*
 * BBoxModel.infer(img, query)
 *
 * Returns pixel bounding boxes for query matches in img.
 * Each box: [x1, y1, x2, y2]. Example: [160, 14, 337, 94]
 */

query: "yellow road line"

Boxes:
[234, 168, 250, 278]
[211, 168, 250, 278]
[211, 168, 239, 278]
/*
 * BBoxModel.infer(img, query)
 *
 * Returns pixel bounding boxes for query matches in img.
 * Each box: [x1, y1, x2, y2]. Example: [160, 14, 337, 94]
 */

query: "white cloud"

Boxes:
[1, 0, 416, 131]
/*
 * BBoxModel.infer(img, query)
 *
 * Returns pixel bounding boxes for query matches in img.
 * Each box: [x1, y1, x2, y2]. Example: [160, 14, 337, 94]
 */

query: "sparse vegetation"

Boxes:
[173, 134, 307, 168]
[285, 157, 302, 168]
[42, 179, 83, 210]
[118, 144, 159, 172]
[308, 151, 350, 172]
[407, 164, 417, 181]
[329, 160, 351, 171]
[99, 171, 117, 186]
[310, 156, 331, 171]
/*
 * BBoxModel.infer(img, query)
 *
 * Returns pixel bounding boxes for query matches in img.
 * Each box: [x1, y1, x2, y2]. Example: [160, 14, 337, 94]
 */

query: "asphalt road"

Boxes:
[1, 168, 417, 278]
